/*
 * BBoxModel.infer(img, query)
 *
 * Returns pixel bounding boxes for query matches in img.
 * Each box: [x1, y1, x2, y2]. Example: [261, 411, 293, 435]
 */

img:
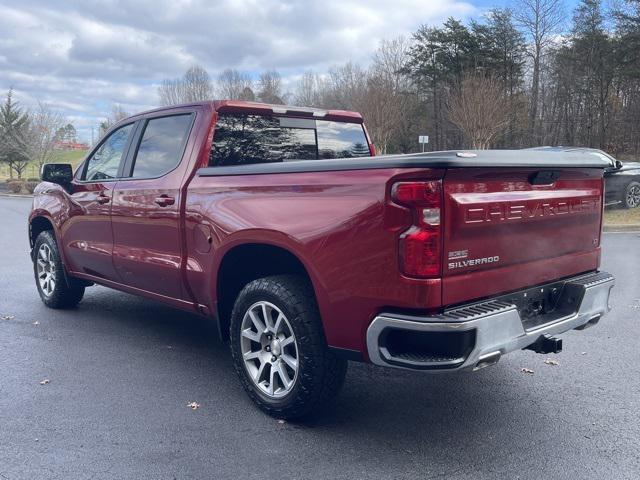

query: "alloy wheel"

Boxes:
[240, 301, 299, 398]
[627, 185, 640, 208]
[36, 243, 56, 297]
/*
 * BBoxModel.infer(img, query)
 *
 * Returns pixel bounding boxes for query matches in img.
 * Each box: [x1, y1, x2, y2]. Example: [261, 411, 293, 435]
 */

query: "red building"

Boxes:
[53, 141, 89, 151]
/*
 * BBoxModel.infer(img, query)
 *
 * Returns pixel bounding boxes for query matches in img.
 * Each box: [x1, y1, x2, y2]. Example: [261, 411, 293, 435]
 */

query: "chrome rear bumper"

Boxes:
[366, 271, 615, 372]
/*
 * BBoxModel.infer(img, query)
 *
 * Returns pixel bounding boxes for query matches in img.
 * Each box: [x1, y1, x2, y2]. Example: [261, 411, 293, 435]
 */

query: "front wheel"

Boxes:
[229, 275, 347, 419]
[623, 181, 640, 209]
[33, 231, 85, 308]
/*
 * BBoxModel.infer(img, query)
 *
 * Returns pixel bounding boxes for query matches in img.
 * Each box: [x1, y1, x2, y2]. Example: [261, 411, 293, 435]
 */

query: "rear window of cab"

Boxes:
[209, 114, 370, 167]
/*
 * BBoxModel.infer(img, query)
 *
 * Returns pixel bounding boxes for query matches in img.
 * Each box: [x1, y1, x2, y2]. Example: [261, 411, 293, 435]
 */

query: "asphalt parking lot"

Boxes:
[1, 196, 639, 480]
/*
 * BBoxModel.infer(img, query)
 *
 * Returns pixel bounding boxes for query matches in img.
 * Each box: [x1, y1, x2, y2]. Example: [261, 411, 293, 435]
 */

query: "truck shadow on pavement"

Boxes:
[32, 285, 579, 477]
[5, 201, 627, 478]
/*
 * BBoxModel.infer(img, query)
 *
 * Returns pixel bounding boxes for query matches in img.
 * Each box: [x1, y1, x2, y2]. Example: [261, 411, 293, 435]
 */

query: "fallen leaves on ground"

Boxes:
[39, 379, 50, 385]
[521, 368, 535, 375]
[1, 314, 14, 320]
[544, 359, 560, 366]
[187, 401, 200, 410]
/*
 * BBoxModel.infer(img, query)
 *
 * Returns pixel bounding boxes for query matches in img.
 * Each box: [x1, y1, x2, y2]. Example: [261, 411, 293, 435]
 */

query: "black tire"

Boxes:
[623, 181, 640, 209]
[229, 274, 347, 420]
[33, 230, 85, 308]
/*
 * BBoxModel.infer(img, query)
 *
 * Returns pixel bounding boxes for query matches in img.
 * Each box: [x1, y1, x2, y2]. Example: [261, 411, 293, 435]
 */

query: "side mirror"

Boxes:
[41, 163, 73, 185]
[615, 160, 623, 170]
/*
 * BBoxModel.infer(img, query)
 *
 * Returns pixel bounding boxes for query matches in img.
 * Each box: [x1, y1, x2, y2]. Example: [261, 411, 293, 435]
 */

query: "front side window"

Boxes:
[209, 114, 369, 167]
[130, 114, 193, 178]
[83, 123, 134, 181]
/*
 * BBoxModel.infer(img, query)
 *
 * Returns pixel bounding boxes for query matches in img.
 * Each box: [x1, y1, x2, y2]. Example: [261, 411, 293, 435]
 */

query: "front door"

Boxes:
[110, 112, 195, 300]
[62, 122, 136, 280]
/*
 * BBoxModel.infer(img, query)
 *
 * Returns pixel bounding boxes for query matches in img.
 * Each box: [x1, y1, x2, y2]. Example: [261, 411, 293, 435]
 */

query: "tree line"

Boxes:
[160, 0, 640, 157]
[3, 0, 638, 178]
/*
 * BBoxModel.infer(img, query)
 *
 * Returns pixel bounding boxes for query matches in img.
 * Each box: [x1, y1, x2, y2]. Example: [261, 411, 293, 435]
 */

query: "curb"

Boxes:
[0, 193, 34, 198]
[603, 225, 640, 233]
[0, 193, 33, 198]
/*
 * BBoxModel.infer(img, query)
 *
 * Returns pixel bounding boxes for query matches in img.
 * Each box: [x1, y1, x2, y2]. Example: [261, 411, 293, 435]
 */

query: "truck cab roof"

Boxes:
[128, 100, 364, 124]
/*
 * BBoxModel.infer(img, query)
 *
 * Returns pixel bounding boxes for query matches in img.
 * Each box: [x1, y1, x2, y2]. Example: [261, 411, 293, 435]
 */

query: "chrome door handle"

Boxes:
[96, 194, 110, 204]
[154, 195, 175, 207]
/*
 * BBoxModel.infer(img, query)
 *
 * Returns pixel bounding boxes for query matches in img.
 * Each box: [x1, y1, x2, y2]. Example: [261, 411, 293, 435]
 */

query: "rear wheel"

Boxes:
[229, 275, 347, 419]
[33, 231, 85, 308]
[623, 181, 640, 209]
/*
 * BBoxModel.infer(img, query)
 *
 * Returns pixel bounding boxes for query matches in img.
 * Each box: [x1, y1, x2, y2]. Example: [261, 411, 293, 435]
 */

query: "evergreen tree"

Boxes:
[616, 0, 640, 78]
[349, 142, 371, 157]
[473, 9, 527, 94]
[0, 89, 30, 179]
[55, 123, 77, 143]
[549, 0, 615, 148]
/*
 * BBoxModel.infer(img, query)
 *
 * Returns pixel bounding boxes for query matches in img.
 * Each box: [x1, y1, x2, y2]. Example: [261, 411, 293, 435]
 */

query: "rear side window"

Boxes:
[316, 121, 371, 159]
[130, 114, 193, 178]
[209, 114, 369, 167]
[83, 123, 134, 181]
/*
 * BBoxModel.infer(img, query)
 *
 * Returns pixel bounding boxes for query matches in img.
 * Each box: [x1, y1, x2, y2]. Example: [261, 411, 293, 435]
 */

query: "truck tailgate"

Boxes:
[442, 167, 603, 306]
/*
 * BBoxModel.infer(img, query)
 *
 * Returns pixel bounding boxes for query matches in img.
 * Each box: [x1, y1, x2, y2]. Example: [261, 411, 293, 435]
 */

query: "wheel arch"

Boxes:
[29, 214, 56, 252]
[28, 212, 74, 278]
[214, 242, 323, 342]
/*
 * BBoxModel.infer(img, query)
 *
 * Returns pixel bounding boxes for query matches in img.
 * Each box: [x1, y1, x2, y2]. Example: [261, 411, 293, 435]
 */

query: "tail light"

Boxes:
[391, 181, 442, 278]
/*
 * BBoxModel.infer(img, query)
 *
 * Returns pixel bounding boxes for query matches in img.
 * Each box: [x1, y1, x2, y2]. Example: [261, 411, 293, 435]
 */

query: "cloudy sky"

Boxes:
[0, 0, 508, 141]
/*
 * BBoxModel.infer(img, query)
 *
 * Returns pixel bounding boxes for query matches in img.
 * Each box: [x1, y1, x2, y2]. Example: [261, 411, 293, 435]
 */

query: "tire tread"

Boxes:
[33, 230, 85, 309]
[229, 274, 347, 419]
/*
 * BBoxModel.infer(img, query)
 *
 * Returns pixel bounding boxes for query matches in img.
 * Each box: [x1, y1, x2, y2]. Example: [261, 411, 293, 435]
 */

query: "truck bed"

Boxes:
[187, 149, 609, 355]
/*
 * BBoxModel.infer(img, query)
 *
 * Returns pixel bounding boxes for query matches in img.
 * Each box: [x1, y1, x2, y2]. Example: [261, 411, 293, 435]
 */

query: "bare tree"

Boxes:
[98, 104, 130, 137]
[362, 37, 414, 154]
[257, 70, 284, 104]
[447, 73, 512, 149]
[371, 36, 412, 90]
[514, 0, 565, 138]
[158, 78, 184, 106]
[182, 65, 214, 102]
[294, 71, 327, 107]
[158, 65, 214, 106]
[26, 101, 64, 168]
[110, 104, 129, 123]
[324, 62, 368, 110]
[217, 69, 254, 100]
[357, 75, 400, 154]
[239, 86, 256, 101]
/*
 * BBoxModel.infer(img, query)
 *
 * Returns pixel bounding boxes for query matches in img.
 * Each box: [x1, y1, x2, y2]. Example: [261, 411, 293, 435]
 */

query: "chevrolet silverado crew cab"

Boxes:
[29, 100, 615, 419]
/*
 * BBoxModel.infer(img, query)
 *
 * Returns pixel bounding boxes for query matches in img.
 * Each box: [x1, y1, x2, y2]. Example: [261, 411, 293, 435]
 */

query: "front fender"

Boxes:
[29, 183, 71, 263]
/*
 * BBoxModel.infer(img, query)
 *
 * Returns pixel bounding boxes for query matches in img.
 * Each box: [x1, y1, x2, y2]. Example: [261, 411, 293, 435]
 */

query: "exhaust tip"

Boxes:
[474, 351, 501, 371]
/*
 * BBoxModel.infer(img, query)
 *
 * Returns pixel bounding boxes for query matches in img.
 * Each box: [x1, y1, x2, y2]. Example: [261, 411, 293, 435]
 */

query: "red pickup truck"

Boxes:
[29, 100, 615, 419]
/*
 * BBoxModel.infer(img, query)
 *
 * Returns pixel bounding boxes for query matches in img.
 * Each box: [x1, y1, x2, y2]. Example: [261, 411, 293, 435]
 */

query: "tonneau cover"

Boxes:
[198, 150, 610, 177]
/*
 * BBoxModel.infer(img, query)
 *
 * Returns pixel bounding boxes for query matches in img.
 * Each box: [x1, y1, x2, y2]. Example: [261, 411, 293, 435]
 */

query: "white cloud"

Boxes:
[0, 0, 478, 141]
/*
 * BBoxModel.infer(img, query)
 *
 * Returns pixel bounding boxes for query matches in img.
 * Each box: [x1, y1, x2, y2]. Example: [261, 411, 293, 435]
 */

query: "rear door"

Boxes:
[110, 111, 195, 300]
[63, 122, 136, 280]
[442, 167, 603, 306]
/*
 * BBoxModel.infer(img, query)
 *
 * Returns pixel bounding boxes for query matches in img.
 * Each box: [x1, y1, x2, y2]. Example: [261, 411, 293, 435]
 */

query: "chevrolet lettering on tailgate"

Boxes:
[464, 197, 600, 224]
